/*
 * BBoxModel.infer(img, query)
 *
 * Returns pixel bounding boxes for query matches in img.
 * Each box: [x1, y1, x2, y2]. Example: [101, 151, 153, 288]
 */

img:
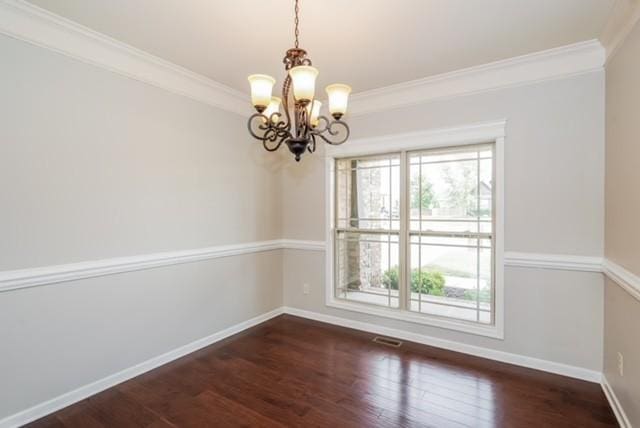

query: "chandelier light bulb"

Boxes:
[307, 100, 322, 127]
[326, 84, 351, 119]
[263, 96, 282, 123]
[289, 66, 319, 105]
[248, 74, 276, 112]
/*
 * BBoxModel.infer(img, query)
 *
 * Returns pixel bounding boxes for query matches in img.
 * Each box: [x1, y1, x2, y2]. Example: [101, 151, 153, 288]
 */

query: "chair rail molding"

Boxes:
[1, 239, 610, 294]
[600, 0, 640, 61]
[504, 252, 603, 272]
[602, 258, 640, 302]
[0, 0, 247, 116]
[0, 240, 284, 293]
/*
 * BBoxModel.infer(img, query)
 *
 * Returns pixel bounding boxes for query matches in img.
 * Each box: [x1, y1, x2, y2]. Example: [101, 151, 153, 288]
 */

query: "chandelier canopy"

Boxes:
[247, 0, 351, 162]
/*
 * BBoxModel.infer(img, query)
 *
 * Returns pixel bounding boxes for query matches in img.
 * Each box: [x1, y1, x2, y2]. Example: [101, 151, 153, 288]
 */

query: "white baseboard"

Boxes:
[1, 305, 615, 427]
[0, 307, 284, 428]
[601, 375, 632, 428]
[282, 306, 602, 383]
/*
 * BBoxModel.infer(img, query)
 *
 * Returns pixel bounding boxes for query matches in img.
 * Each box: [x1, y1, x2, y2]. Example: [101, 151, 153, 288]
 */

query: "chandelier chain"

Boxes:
[294, 0, 300, 48]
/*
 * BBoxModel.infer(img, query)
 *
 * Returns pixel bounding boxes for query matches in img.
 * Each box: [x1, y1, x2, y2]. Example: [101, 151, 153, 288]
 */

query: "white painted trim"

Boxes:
[282, 307, 602, 383]
[325, 120, 507, 158]
[493, 136, 506, 340]
[347, 40, 605, 116]
[0, 307, 284, 428]
[325, 298, 502, 339]
[0, 240, 611, 294]
[0, 0, 606, 119]
[0, 240, 328, 293]
[600, 0, 640, 61]
[504, 252, 603, 272]
[285, 239, 606, 274]
[603, 258, 640, 302]
[601, 375, 632, 428]
[324, 121, 506, 339]
[280, 239, 326, 252]
[0, 0, 248, 116]
[0, 240, 283, 293]
[288, 242, 606, 273]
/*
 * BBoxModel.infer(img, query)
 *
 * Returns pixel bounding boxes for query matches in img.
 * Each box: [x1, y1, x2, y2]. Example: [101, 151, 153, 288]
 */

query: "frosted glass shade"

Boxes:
[263, 96, 282, 123]
[288, 66, 318, 103]
[248, 74, 276, 110]
[326, 83, 351, 118]
[307, 100, 322, 127]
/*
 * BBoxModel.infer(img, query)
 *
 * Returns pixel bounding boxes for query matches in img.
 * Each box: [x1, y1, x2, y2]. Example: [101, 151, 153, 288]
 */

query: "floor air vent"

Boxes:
[372, 336, 403, 347]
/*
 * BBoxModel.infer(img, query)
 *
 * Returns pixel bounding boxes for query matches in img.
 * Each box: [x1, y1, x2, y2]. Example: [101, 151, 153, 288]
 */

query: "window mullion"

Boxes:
[399, 151, 408, 311]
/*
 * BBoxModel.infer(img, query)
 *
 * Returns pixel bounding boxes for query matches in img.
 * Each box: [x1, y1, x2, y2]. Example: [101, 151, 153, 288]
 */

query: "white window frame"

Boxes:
[325, 120, 505, 339]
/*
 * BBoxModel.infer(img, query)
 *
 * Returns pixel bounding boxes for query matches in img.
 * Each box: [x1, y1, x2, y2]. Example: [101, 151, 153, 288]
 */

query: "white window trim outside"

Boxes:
[324, 120, 506, 339]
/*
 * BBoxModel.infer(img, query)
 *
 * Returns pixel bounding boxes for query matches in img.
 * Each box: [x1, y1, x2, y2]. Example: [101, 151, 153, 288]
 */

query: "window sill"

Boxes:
[326, 297, 504, 339]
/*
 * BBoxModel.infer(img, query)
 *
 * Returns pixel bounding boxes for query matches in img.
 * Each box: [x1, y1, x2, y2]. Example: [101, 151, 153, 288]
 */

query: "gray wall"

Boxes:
[282, 71, 606, 371]
[0, 24, 620, 421]
[604, 18, 640, 426]
[0, 35, 283, 420]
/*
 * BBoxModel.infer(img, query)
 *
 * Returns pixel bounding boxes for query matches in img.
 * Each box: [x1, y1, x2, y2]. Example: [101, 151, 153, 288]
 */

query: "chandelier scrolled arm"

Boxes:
[246, 0, 352, 162]
[310, 116, 350, 146]
[247, 112, 291, 152]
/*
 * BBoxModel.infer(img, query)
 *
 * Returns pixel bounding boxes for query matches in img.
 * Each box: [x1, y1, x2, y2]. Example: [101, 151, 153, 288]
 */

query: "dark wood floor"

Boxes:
[27, 314, 617, 428]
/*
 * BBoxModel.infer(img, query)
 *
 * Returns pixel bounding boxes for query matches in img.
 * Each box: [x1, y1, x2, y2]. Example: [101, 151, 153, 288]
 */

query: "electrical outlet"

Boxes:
[617, 352, 624, 377]
[303, 283, 310, 295]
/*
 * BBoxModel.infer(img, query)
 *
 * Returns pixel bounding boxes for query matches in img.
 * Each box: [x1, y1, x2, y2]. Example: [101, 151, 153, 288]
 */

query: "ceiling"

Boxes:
[27, 0, 616, 95]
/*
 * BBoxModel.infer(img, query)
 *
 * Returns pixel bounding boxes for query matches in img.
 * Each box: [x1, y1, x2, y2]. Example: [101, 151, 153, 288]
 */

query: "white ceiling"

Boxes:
[27, 0, 616, 95]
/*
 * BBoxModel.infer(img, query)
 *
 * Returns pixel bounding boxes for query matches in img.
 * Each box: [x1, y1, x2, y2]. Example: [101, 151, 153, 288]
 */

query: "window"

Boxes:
[335, 155, 401, 308]
[331, 138, 502, 337]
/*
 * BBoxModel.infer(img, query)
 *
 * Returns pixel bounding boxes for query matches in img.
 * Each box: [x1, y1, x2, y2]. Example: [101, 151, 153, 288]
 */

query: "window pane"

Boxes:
[336, 156, 400, 231]
[335, 232, 399, 308]
[408, 144, 494, 324]
[410, 239, 491, 324]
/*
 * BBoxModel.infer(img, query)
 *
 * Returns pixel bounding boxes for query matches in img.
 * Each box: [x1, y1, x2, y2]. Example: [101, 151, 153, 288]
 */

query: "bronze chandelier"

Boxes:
[247, 0, 351, 162]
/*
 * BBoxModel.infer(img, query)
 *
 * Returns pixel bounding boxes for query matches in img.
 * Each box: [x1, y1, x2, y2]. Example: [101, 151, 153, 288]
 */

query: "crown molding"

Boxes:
[0, 1, 608, 118]
[348, 40, 605, 116]
[0, 0, 248, 116]
[600, 0, 640, 61]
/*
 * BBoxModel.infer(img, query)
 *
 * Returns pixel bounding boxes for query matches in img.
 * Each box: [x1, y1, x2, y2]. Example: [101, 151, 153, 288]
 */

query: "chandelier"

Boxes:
[247, 0, 351, 162]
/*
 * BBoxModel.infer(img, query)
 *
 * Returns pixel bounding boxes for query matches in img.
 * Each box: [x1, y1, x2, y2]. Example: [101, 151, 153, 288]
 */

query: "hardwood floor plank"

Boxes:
[24, 314, 617, 428]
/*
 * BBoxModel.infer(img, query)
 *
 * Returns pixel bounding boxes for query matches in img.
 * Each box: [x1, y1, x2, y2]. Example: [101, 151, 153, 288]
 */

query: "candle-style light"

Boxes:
[263, 96, 282, 123]
[308, 100, 322, 127]
[248, 74, 276, 112]
[288, 65, 319, 105]
[246, 0, 350, 161]
[326, 84, 352, 119]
